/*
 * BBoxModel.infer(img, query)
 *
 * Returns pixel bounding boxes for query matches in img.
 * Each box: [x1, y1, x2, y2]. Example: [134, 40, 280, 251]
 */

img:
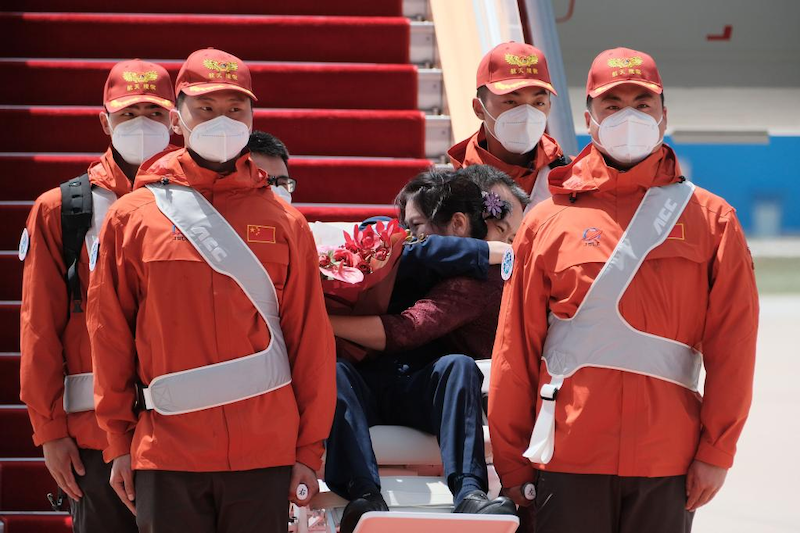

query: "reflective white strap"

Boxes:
[63, 373, 94, 414]
[523, 375, 564, 464]
[143, 184, 291, 416]
[540, 383, 559, 400]
[525, 166, 552, 212]
[142, 386, 154, 410]
[542, 181, 701, 391]
[84, 187, 116, 256]
[138, 350, 290, 416]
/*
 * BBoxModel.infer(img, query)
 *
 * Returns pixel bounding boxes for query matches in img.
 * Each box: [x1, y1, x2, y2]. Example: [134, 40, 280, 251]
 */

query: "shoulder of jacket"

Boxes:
[272, 201, 315, 237]
[687, 184, 736, 221]
[523, 200, 573, 239]
[26, 187, 66, 227]
[104, 188, 156, 223]
[34, 186, 64, 210]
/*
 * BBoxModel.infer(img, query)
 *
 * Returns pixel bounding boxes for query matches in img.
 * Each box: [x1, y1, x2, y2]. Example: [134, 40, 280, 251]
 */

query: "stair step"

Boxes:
[0, 154, 431, 203]
[294, 204, 397, 224]
[410, 21, 436, 65]
[425, 115, 454, 160]
[0, 302, 20, 353]
[0, 59, 421, 111]
[0, 353, 20, 405]
[0, 460, 59, 511]
[0, 406, 38, 458]
[1, 0, 404, 17]
[0, 106, 427, 159]
[418, 68, 444, 113]
[1, 202, 400, 249]
[0, 512, 72, 533]
[1, 13, 411, 64]
[403, 0, 429, 20]
[0, 207, 29, 251]
[0, 154, 430, 206]
[0, 254, 22, 301]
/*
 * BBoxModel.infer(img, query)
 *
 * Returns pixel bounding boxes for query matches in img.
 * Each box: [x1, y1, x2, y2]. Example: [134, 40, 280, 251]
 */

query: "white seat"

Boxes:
[370, 424, 493, 466]
[474, 358, 492, 395]
[371, 426, 442, 465]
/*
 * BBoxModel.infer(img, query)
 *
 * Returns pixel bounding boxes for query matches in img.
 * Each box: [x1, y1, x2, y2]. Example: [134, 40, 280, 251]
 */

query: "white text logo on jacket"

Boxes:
[190, 225, 228, 261]
[653, 198, 678, 235]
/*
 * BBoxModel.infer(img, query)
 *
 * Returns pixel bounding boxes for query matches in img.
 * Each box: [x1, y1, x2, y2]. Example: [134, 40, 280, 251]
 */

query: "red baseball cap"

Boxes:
[476, 42, 556, 96]
[175, 48, 257, 101]
[586, 47, 663, 98]
[103, 59, 175, 111]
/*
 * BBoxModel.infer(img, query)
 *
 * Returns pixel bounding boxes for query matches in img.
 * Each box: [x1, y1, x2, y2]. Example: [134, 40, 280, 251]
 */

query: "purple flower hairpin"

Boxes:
[482, 191, 505, 219]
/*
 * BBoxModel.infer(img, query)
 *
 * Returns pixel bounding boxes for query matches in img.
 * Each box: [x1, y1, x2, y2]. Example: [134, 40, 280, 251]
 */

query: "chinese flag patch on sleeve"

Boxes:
[247, 225, 276, 244]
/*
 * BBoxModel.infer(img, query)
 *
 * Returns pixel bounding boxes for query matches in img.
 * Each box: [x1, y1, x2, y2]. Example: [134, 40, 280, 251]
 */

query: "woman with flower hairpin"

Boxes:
[325, 168, 528, 533]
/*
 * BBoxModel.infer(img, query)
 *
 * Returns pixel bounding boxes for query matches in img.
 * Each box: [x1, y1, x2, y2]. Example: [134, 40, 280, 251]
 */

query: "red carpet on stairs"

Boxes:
[0, 207, 30, 250]
[0, 408, 38, 458]
[0, 461, 60, 511]
[1, 515, 72, 533]
[0, 303, 20, 353]
[0, 203, 400, 245]
[2, 60, 419, 110]
[0, 355, 21, 404]
[0, 301, 19, 354]
[4, 13, 411, 63]
[1, 154, 431, 204]
[0, 106, 426, 158]
[5, 0, 403, 16]
[1, 1, 432, 526]
[0, 255, 22, 301]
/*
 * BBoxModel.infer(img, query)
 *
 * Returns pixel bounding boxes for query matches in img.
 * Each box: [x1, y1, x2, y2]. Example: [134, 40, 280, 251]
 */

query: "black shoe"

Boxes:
[453, 490, 516, 515]
[339, 492, 389, 533]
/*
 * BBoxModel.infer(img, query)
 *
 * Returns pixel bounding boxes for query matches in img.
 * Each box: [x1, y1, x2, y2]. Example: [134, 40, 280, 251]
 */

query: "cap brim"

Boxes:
[181, 83, 258, 102]
[487, 78, 557, 96]
[106, 95, 174, 110]
[589, 79, 662, 98]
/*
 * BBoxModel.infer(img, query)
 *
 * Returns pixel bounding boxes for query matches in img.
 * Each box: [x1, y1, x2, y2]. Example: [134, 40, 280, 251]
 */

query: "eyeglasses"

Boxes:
[267, 175, 297, 193]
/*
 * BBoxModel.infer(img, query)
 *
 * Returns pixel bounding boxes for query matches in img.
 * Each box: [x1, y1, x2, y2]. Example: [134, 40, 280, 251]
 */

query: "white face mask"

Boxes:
[271, 184, 292, 203]
[591, 107, 664, 165]
[109, 115, 170, 166]
[481, 101, 547, 154]
[179, 113, 250, 163]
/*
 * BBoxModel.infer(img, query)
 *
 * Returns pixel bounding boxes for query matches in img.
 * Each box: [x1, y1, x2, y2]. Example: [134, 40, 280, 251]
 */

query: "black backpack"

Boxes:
[59, 173, 92, 314]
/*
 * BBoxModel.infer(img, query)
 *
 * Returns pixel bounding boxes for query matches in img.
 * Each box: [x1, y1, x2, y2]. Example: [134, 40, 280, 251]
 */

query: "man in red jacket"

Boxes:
[489, 48, 758, 533]
[448, 42, 566, 208]
[19, 59, 175, 533]
[87, 48, 335, 532]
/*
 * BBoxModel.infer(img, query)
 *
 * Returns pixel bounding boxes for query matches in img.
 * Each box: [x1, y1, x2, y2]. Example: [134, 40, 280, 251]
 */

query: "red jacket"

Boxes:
[20, 148, 132, 450]
[448, 126, 563, 195]
[489, 144, 758, 488]
[87, 149, 336, 472]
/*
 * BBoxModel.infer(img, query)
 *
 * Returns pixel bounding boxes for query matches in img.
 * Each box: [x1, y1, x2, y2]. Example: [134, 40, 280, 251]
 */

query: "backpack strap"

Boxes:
[60, 173, 92, 314]
[549, 154, 571, 169]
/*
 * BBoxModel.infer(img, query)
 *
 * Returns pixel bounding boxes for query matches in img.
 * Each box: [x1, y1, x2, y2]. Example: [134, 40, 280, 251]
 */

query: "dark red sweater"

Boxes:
[379, 266, 504, 360]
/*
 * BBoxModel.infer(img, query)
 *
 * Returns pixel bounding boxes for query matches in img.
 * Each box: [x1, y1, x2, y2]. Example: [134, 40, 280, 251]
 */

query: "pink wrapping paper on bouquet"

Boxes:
[318, 220, 409, 363]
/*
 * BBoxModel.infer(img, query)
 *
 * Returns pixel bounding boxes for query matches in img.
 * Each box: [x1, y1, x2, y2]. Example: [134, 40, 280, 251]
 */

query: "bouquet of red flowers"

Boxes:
[317, 219, 409, 362]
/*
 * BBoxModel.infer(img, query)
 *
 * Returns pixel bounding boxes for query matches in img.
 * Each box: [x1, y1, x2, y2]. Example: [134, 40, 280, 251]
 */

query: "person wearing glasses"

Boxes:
[248, 130, 296, 203]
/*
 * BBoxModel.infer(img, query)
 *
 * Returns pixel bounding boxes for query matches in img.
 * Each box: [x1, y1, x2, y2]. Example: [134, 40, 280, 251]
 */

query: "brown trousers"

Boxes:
[69, 448, 138, 533]
[135, 466, 292, 533]
[530, 472, 694, 533]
